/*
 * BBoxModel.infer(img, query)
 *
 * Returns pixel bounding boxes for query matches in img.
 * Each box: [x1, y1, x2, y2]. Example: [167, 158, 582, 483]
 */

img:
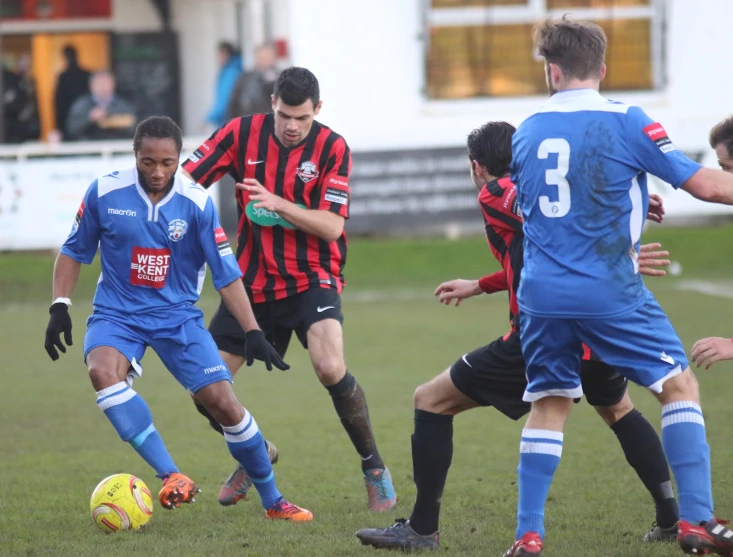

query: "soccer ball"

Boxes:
[90, 473, 154, 533]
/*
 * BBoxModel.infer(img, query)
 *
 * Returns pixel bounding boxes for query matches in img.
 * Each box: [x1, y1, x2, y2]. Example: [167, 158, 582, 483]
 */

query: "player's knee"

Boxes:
[413, 383, 433, 411]
[595, 396, 633, 427]
[313, 357, 346, 386]
[658, 368, 700, 404]
[87, 362, 121, 390]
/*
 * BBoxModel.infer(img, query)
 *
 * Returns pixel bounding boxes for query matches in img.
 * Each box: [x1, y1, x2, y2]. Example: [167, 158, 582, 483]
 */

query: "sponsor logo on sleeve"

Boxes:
[324, 186, 348, 205]
[72, 201, 86, 231]
[130, 247, 171, 288]
[168, 219, 188, 242]
[215, 227, 233, 256]
[643, 123, 677, 153]
[188, 149, 204, 164]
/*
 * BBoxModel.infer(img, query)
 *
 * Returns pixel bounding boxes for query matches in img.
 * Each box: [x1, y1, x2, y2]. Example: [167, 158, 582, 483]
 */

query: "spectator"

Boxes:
[54, 45, 90, 139]
[66, 70, 136, 141]
[206, 42, 242, 129]
[227, 43, 279, 119]
[2, 61, 40, 144]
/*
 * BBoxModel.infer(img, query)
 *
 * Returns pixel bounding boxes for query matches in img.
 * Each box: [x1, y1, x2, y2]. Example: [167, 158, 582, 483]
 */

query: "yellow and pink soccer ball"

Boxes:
[90, 473, 153, 533]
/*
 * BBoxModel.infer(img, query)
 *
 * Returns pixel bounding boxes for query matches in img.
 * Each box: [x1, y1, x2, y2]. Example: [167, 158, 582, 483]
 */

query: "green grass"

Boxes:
[3, 228, 733, 556]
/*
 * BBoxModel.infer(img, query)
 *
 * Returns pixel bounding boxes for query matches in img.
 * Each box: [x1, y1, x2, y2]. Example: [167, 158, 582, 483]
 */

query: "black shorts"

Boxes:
[208, 287, 344, 358]
[449, 333, 628, 421]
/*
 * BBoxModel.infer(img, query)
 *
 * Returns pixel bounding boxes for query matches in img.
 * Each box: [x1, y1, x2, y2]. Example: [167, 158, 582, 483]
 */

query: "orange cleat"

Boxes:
[158, 472, 200, 509]
[265, 498, 313, 522]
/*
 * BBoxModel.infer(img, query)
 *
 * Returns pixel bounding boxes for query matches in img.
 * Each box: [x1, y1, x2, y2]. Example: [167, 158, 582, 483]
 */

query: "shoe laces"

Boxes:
[387, 518, 409, 531]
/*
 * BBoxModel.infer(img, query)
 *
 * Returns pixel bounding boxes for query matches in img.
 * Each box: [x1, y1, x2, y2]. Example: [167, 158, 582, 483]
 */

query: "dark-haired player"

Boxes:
[356, 121, 680, 551]
[181, 67, 396, 512]
[44, 116, 312, 521]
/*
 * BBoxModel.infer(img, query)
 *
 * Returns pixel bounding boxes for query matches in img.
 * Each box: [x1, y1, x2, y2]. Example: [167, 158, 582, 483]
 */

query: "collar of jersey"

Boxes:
[134, 169, 179, 222]
[547, 88, 602, 104]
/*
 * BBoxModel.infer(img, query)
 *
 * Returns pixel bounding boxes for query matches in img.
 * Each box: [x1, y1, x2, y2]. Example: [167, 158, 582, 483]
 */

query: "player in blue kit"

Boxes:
[44, 116, 313, 521]
[504, 17, 733, 557]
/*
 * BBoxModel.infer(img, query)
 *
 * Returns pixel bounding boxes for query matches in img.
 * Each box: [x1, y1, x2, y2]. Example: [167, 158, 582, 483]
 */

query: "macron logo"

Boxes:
[108, 208, 136, 217]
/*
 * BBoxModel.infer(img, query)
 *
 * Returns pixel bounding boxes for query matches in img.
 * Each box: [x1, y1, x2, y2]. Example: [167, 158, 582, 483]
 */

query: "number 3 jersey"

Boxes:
[60, 167, 242, 323]
[511, 89, 701, 318]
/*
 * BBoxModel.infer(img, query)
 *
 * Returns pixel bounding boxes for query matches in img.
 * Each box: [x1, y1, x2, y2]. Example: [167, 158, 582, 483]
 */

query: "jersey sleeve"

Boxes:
[198, 197, 243, 289]
[314, 137, 351, 218]
[478, 270, 508, 294]
[182, 118, 242, 188]
[59, 179, 101, 264]
[624, 106, 702, 189]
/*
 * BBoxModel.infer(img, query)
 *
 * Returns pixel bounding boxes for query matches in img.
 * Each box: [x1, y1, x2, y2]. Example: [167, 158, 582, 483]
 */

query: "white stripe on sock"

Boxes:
[97, 388, 136, 411]
[662, 412, 705, 428]
[520, 441, 563, 457]
[222, 409, 260, 444]
[522, 429, 564, 442]
[95, 382, 128, 399]
[662, 401, 702, 415]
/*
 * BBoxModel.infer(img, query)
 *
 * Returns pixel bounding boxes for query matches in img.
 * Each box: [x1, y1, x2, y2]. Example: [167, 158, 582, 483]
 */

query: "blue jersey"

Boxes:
[61, 167, 242, 324]
[512, 89, 701, 318]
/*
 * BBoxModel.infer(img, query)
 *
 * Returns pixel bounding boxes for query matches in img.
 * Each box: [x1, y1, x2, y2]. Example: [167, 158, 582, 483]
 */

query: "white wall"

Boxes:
[112, 0, 163, 31]
[287, 0, 733, 153]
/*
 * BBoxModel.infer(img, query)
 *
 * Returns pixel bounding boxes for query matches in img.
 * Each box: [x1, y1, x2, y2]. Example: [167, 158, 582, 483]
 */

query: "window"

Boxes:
[425, 0, 663, 99]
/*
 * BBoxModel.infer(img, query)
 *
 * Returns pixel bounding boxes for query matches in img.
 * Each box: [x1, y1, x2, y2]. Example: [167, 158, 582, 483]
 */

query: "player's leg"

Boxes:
[357, 335, 530, 551]
[293, 288, 395, 511]
[85, 317, 188, 508]
[580, 359, 679, 540]
[505, 315, 582, 557]
[189, 299, 283, 505]
[578, 297, 733, 555]
[153, 317, 311, 521]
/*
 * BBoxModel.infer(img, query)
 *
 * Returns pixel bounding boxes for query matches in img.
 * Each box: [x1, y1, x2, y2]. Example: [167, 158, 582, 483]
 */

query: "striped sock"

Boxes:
[222, 409, 281, 509]
[516, 429, 563, 540]
[96, 382, 178, 478]
[661, 401, 714, 523]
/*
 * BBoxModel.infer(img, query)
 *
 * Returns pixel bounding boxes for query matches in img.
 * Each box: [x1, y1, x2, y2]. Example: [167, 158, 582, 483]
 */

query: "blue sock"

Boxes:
[516, 429, 563, 540]
[222, 408, 282, 509]
[661, 401, 714, 523]
[96, 382, 178, 478]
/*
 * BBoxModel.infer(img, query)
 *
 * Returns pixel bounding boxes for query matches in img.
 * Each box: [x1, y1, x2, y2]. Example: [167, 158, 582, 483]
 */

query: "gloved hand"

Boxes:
[244, 329, 290, 371]
[45, 302, 73, 361]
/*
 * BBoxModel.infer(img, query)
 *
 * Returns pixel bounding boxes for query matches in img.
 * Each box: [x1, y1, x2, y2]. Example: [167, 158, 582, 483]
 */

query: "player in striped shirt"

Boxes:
[356, 121, 681, 551]
[180, 67, 396, 512]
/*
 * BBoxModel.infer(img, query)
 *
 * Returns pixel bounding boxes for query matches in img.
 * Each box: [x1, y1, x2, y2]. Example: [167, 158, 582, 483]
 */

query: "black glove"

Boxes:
[45, 302, 73, 361]
[244, 329, 290, 371]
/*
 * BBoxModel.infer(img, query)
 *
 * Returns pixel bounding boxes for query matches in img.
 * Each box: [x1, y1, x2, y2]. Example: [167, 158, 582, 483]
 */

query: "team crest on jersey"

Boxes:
[296, 161, 319, 183]
[168, 219, 188, 242]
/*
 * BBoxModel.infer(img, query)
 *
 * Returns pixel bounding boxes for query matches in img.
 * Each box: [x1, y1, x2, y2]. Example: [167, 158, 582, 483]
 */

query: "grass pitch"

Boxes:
[2, 226, 733, 556]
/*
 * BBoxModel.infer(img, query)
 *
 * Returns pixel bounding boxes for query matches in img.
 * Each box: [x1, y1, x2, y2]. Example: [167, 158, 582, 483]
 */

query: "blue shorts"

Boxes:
[520, 291, 688, 402]
[83, 312, 232, 393]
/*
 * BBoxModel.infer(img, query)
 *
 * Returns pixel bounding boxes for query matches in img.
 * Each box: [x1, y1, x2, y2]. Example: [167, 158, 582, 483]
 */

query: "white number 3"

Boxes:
[538, 138, 571, 218]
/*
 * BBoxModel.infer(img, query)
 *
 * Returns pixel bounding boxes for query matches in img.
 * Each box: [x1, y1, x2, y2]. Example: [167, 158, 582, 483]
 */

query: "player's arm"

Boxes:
[624, 108, 733, 204]
[181, 119, 242, 188]
[680, 167, 733, 204]
[239, 177, 345, 242]
[198, 198, 289, 371]
[46, 181, 102, 361]
[691, 336, 733, 369]
[435, 271, 508, 307]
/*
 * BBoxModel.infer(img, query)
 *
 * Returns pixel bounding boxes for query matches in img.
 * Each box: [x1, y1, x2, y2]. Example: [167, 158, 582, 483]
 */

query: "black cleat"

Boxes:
[643, 521, 678, 542]
[356, 519, 440, 551]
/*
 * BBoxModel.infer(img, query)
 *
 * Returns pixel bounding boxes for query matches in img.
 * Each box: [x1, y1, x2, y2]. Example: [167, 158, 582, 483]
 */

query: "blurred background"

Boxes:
[2, 0, 732, 250]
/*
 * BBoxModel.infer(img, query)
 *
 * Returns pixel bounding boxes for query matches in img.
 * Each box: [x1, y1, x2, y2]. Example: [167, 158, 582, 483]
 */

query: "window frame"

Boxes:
[420, 0, 667, 103]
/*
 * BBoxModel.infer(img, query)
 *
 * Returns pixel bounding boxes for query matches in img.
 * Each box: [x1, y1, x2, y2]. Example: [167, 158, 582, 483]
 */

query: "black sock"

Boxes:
[409, 409, 453, 536]
[194, 398, 224, 435]
[326, 371, 384, 471]
[611, 409, 679, 528]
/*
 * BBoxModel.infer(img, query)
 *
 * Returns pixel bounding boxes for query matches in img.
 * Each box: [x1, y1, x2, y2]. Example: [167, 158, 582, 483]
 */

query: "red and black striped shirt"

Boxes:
[182, 114, 351, 303]
[477, 176, 599, 361]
